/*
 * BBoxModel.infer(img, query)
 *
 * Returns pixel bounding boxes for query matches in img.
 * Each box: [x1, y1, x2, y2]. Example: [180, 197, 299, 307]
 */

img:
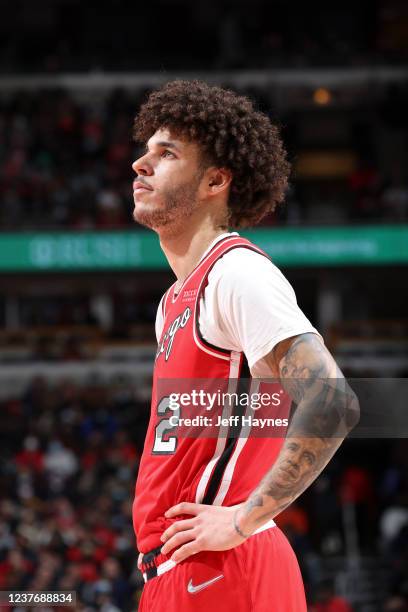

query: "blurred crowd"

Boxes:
[0, 378, 407, 610]
[1, 87, 408, 232]
[0, 89, 136, 231]
[0, 377, 149, 611]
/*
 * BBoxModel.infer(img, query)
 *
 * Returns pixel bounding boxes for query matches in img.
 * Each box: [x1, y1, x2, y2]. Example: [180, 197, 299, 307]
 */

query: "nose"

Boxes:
[132, 153, 153, 177]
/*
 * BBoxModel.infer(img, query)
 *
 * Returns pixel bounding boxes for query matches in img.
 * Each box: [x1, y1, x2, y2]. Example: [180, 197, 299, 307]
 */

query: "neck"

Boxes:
[158, 218, 228, 284]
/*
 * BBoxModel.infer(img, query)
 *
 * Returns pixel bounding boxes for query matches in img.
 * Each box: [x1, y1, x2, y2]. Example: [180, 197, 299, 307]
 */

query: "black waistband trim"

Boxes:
[141, 545, 162, 566]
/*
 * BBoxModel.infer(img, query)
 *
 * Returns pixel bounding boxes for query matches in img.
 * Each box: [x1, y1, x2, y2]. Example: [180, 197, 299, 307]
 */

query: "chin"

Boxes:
[133, 200, 152, 221]
[133, 209, 151, 227]
[133, 207, 161, 231]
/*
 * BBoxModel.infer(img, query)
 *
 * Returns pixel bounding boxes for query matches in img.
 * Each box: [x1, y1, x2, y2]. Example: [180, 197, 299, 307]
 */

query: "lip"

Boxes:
[133, 180, 153, 191]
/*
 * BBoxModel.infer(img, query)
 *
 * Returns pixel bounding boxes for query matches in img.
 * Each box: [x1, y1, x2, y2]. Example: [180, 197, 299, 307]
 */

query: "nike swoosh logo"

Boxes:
[187, 574, 224, 594]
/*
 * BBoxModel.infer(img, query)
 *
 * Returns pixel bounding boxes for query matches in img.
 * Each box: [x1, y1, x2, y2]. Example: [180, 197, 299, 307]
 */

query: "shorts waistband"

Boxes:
[140, 518, 276, 583]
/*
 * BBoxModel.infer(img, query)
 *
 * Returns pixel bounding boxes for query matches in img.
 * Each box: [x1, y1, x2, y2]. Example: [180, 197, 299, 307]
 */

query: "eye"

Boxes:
[161, 150, 175, 159]
[302, 451, 315, 466]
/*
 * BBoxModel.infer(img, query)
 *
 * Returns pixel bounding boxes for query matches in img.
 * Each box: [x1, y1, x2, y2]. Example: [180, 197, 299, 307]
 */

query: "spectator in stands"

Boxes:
[380, 494, 408, 554]
[44, 439, 78, 494]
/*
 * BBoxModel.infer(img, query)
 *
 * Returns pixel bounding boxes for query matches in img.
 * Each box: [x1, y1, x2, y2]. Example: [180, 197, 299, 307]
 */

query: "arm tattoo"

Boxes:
[235, 333, 359, 532]
[233, 514, 250, 539]
[234, 495, 263, 538]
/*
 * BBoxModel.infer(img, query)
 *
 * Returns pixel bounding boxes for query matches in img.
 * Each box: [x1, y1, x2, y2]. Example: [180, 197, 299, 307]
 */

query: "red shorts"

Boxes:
[138, 526, 307, 612]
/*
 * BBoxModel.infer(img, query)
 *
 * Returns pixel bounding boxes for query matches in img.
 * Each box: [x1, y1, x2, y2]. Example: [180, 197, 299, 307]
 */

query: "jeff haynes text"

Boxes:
[168, 415, 289, 428]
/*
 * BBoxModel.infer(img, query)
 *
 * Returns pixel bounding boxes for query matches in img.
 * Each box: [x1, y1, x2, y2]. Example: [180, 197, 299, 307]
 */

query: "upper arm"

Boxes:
[262, 332, 338, 378]
[264, 333, 359, 432]
[263, 332, 342, 408]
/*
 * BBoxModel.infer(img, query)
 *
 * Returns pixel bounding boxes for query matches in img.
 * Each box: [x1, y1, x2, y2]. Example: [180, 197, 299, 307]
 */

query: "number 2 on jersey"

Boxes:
[152, 396, 180, 454]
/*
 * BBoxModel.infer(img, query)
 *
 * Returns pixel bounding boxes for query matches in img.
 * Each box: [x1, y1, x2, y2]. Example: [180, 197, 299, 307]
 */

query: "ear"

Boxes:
[205, 167, 232, 198]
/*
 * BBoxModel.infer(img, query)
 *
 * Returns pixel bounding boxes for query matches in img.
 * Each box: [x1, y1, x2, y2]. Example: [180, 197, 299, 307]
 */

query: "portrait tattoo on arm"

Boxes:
[234, 333, 360, 537]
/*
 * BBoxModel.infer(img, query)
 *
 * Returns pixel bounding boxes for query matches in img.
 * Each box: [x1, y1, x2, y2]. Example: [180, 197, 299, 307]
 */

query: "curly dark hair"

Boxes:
[133, 80, 290, 229]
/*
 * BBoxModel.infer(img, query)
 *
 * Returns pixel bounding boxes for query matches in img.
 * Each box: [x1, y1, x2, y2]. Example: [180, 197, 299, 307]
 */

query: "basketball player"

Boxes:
[131, 81, 359, 611]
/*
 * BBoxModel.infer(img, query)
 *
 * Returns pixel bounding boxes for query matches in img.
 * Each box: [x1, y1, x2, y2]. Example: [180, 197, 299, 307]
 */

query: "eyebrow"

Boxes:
[146, 140, 181, 152]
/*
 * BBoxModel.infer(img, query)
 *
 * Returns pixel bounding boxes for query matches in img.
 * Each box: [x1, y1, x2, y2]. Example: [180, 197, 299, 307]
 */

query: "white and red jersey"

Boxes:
[133, 234, 318, 553]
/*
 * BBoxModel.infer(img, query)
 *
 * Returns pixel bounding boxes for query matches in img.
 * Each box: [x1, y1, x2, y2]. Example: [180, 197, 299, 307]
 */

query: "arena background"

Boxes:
[0, 1, 408, 610]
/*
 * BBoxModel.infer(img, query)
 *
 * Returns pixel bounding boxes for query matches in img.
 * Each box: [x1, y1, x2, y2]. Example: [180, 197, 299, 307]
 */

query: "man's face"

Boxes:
[132, 128, 205, 233]
[273, 439, 316, 494]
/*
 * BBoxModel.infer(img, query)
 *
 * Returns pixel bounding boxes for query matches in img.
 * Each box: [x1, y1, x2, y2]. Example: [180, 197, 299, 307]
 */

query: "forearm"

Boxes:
[234, 337, 360, 537]
[234, 433, 342, 537]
